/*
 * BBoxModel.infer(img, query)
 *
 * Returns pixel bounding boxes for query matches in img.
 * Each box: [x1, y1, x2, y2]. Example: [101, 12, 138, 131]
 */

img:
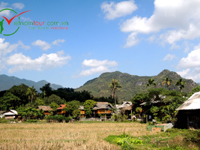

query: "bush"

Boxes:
[0, 118, 9, 123]
[45, 115, 72, 123]
[24, 119, 38, 123]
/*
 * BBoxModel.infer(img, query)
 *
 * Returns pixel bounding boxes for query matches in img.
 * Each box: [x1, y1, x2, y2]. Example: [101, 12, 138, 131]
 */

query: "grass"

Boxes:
[105, 128, 200, 150]
[0, 122, 199, 150]
[0, 122, 156, 150]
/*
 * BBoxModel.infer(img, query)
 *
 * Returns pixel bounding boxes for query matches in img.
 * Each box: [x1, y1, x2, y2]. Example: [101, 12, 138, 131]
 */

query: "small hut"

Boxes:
[37, 106, 53, 116]
[175, 92, 200, 129]
[92, 102, 114, 119]
[0, 110, 18, 119]
[79, 106, 85, 118]
[121, 105, 133, 119]
[57, 104, 66, 115]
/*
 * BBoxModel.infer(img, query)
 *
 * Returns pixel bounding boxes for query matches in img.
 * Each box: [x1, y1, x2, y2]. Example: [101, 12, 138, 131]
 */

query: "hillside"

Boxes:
[76, 70, 198, 102]
[0, 74, 63, 92]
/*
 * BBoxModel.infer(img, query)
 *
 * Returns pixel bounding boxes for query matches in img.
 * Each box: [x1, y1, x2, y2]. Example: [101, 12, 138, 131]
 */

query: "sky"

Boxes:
[1, 0, 200, 88]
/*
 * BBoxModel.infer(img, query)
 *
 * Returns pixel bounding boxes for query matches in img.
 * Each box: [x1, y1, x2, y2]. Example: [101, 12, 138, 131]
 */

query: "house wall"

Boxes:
[175, 110, 200, 129]
[97, 109, 112, 114]
[80, 110, 85, 115]
[57, 110, 66, 115]
[5, 115, 15, 120]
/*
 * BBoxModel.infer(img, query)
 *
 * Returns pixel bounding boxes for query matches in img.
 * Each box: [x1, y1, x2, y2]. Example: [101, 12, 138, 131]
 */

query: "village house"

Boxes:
[175, 92, 200, 129]
[0, 110, 18, 119]
[92, 102, 114, 119]
[79, 106, 86, 118]
[121, 104, 134, 120]
[116, 101, 132, 110]
[57, 104, 66, 116]
[37, 106, 53, 116]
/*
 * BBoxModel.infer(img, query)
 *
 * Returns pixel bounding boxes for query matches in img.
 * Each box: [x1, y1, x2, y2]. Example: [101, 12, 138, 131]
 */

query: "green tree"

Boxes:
[40, 83, 53, 97]
[17, 107, 44, 120]
[26, 86, 37, 103]
[63, 100, 80, 116]
[83, 100, 97, 117]
[150, 106, 159, 120]
[189, 85, 200, 97]
[45, 94, 65, 105]
[0, 92, 21, 110]
[162, 77, 173, 90]
[50, 102, 59, 111]
[146, 78, 157, 87]
[9, 84, 29, 106]
[131, 93, 149, 104]
[175, 78, 186, 92]
[135, 107, 142, 118]
[34, 98, 45, 107]
[108, 79, 122, 107]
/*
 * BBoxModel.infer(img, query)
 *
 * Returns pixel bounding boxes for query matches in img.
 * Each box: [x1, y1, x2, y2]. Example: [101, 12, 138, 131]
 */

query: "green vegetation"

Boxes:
[108, 78, 122, 106]
[76, 70, 198, 102]
[105, 134, 143, 150]
[146, 78, 157, 87]
[83, 100, 97, 117]
[131, 88, 186, 122]
[175, 78, 186, 92]
[105, 129, 200, 149]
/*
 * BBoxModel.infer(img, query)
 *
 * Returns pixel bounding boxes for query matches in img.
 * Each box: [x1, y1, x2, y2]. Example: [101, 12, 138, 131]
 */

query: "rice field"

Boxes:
[0, 122, 156, 150]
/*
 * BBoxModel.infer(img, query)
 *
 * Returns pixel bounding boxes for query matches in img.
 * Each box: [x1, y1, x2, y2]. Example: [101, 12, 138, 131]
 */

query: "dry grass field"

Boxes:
[0, 122, 156, 150]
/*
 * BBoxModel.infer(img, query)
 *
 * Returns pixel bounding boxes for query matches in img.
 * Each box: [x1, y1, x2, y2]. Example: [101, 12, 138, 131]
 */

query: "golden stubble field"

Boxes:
[0, 122, 156, 150]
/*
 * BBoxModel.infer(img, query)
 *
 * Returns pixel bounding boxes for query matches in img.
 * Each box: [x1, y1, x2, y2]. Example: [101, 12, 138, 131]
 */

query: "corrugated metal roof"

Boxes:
[176, 92, 200, 110]
[57, 104, 66, 110]
[79, 106, 84, 110]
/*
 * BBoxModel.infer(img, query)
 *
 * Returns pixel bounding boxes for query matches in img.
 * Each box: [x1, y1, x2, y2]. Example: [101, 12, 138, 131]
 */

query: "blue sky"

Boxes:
[1, 0, 200, 88]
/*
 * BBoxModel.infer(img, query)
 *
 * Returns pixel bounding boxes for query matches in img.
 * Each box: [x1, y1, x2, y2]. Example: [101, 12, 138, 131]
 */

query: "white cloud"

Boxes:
[0, 38, 29, 57]
[18, 41, 30, 50]
[12, 3, 25, 9]
[177, 49, 200, 82]
[119, 0, 200, 47]
[32, 40, 51, 51]
[124, 32, 138, 47]
[6, 51, 71, 73]
[176, 69, 190, 77]
[101, 0, 137, 20]
[178, 49, 200, 69]
[80, 66, 110, 76]
[32, 39, 65, 50]
[0, 2, 10, 16]
[52, 39, 65, 45]
[82, 59, 118, 67]
[163, 54, 176, 61]
[79, 59, 118, 76]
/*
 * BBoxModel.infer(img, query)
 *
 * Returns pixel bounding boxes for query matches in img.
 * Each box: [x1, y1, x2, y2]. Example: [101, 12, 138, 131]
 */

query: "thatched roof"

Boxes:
[122, 104, 133, 111]
[176, 92, 200, 110]
[38, 106, 53, 111]
[93, 102, 114, 110]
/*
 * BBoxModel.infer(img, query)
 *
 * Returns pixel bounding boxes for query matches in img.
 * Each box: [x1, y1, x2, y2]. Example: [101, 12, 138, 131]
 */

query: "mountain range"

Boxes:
[76, 69, 199, 102]
[0, 74, 63, 92]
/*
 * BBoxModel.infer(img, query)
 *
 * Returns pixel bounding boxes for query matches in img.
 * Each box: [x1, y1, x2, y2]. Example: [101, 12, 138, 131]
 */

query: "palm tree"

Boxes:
[146, 78, 157, 87]
[26, 86, 37, 103]
[175, 78, 186, 92]
[162, 77, 173, 90]
[108, 79, 122, 107]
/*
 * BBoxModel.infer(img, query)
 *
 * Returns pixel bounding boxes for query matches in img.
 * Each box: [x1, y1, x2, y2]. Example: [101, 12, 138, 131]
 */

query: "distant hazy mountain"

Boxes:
[0, 74, 63, 92]
[76, 69, 198, 102]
